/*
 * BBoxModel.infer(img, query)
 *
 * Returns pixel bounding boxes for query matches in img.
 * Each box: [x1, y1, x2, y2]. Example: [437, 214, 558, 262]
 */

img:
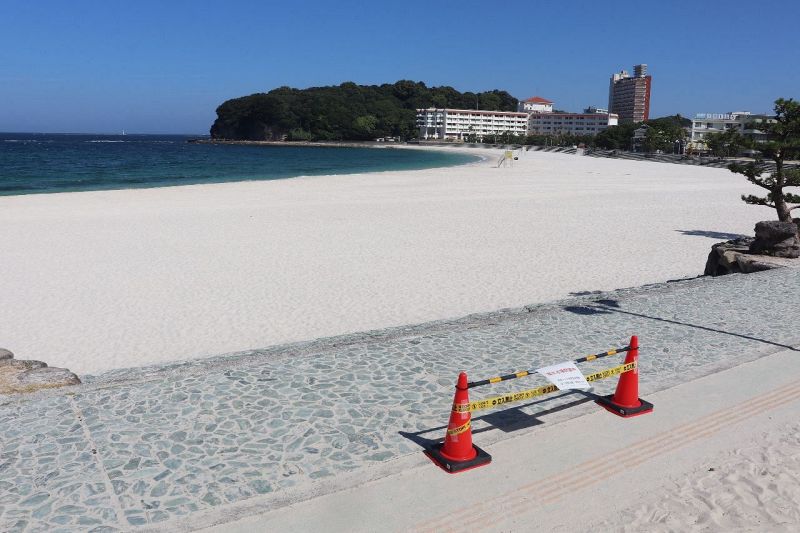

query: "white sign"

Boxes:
[536, 361, 591, 390]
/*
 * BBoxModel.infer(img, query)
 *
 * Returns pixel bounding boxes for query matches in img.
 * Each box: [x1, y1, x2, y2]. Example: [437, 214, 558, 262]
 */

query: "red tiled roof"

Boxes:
[524, 96, 553, 104]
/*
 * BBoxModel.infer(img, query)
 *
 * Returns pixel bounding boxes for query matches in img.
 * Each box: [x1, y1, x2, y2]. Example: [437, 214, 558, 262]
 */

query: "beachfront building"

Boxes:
[518, 96, 554, 113]
[608, 64, 651, 122]
[416, 108, 529, 141]
[690, 112, 750, 144]
[527, 110, 618, 136]
[689, 112, 773, 145]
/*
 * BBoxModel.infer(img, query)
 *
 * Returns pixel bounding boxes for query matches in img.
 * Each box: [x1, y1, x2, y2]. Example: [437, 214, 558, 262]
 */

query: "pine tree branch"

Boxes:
[745, 175, 773, 189]
[741, 194, 773, 207]
[784, 168, 800, 187]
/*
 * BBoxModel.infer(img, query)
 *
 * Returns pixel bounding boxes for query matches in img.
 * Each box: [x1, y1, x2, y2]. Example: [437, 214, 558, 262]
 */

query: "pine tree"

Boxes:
[729, 98, 800, 222]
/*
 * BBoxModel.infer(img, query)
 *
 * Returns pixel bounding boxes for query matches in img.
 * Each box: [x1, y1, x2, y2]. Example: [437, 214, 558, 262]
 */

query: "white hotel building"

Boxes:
[690, 112, 751, 144]
[527, 111, 618, 135]
[416, 108, 529, 140]
[689, 112, 773, 143]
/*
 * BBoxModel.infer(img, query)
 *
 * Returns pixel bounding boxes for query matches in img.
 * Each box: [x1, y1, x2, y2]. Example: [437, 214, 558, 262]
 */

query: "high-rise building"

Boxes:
[608, 64, 651, 122]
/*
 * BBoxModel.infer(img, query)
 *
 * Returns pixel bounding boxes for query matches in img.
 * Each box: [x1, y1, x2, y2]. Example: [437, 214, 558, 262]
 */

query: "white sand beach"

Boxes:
[0, 148, 769, 375]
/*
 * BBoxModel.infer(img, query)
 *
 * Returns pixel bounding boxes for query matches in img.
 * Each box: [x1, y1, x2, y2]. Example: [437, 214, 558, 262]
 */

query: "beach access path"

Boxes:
[1, 266, 799, 532]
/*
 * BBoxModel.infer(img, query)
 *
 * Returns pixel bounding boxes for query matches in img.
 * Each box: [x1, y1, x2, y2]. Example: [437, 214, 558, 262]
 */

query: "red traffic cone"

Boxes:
[425, 372, 491, 473]
[596, 335, 653, 418]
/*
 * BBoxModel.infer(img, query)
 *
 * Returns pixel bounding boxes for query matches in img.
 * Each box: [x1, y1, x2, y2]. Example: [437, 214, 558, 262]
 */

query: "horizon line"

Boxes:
[0, 131, 210, 136]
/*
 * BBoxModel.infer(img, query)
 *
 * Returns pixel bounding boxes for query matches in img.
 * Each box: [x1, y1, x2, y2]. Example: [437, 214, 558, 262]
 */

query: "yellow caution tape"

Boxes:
[446, 420, 471, 436]
[461, 383, 559, 413]
[454, 361, 636, 413]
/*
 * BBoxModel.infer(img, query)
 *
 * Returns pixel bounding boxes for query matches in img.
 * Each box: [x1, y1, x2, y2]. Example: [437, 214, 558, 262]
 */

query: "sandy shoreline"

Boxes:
[0, 147, 770, 375]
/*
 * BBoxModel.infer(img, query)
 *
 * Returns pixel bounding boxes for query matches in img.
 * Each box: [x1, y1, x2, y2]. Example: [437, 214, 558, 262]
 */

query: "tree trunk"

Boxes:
[775, 193, 791, 222]
[773, 159, 791, 222]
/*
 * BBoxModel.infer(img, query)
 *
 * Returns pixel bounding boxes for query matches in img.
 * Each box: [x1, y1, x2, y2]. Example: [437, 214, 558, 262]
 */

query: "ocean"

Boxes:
[0, 133, 479, 195]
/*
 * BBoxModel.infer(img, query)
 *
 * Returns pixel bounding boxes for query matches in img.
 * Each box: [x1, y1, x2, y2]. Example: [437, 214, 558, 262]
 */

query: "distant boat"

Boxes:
[122, 130, 126, 136]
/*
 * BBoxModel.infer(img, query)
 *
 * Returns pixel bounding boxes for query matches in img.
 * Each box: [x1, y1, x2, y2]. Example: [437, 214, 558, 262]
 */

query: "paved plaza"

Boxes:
[1, 268, 799, 531]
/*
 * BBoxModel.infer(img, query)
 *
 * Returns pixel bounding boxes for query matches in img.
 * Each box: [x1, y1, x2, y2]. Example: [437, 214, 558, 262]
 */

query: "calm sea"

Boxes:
[0, 133, 479, 196]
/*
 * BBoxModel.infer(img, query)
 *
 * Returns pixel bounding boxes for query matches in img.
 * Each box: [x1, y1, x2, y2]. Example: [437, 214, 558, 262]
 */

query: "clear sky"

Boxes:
[1, 0, 798, 134]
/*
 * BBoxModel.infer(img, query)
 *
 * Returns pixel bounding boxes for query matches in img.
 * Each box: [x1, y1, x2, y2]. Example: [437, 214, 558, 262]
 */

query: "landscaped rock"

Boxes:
[0, 348, 13, 360]
[749, 220, 800, 258]
[0, 359, 47, 370]
[704, 237, 800, 276]
[705, 238, 753, 276]
[13, 367, 81, 391]
[0, 356, 80, 395]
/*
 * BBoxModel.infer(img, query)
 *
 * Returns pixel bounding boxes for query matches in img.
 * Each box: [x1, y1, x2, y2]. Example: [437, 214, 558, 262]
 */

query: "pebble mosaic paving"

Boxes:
[1, 268, 799, 531]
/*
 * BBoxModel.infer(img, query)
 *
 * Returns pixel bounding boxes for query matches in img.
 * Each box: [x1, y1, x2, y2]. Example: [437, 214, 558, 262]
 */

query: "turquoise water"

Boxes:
[0, 133, 479, 195]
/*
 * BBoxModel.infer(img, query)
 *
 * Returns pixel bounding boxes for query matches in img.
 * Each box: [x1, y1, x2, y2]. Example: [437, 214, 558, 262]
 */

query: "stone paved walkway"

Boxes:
[1, 268, 799, 532]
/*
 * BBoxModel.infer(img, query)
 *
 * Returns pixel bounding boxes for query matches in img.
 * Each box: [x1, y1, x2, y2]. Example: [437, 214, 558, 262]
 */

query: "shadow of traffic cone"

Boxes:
[596, 335, 654, 418]
[425, 372, 491, 473]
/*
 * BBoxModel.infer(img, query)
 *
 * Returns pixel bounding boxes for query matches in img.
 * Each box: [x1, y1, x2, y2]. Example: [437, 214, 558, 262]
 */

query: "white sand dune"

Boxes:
[0, 148, 769, 375]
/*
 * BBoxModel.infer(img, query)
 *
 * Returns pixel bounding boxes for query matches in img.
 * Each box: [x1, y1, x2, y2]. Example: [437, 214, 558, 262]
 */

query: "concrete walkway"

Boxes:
[1, 267, 799, 532]
[202, 347, 800, 532]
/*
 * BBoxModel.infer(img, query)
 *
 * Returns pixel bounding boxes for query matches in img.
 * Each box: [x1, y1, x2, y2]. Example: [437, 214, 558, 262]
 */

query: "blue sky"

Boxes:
[1, 0, 798, 134]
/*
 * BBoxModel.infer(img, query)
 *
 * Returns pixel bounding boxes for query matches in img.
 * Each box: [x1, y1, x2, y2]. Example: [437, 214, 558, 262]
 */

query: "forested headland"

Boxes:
[209, 81, 518, 141]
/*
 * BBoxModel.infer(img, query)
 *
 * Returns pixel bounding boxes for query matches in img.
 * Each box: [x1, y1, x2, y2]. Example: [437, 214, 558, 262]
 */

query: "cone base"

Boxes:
[596, 395, 654, 418]
[425, 443, 492, 474]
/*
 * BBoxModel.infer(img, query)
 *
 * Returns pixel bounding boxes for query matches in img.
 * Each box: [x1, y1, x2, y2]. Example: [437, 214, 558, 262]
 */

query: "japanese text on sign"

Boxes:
[535, 361, 591, 390]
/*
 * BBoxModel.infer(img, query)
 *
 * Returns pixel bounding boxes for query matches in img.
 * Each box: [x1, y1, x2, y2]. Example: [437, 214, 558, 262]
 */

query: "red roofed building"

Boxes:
[518, 96, 554, 114]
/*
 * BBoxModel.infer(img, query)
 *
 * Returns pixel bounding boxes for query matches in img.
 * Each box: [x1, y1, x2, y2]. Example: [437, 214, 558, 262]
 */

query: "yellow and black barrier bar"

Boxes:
[454, 361, 636, 413]
[467, 345, 633, 389]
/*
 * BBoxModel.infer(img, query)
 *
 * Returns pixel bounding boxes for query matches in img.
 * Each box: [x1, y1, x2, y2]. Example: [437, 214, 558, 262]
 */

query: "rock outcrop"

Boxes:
[0, 349, 81, 395]
[749, 221, 800, 258]
[705, 239, 800, 277]
[705, 221, 800, 276]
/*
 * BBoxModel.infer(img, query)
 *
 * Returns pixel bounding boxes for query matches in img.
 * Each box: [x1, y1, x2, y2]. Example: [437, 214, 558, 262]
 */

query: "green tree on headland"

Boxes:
[210, 81, 518, 141]
[728, 98, 800, 222]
